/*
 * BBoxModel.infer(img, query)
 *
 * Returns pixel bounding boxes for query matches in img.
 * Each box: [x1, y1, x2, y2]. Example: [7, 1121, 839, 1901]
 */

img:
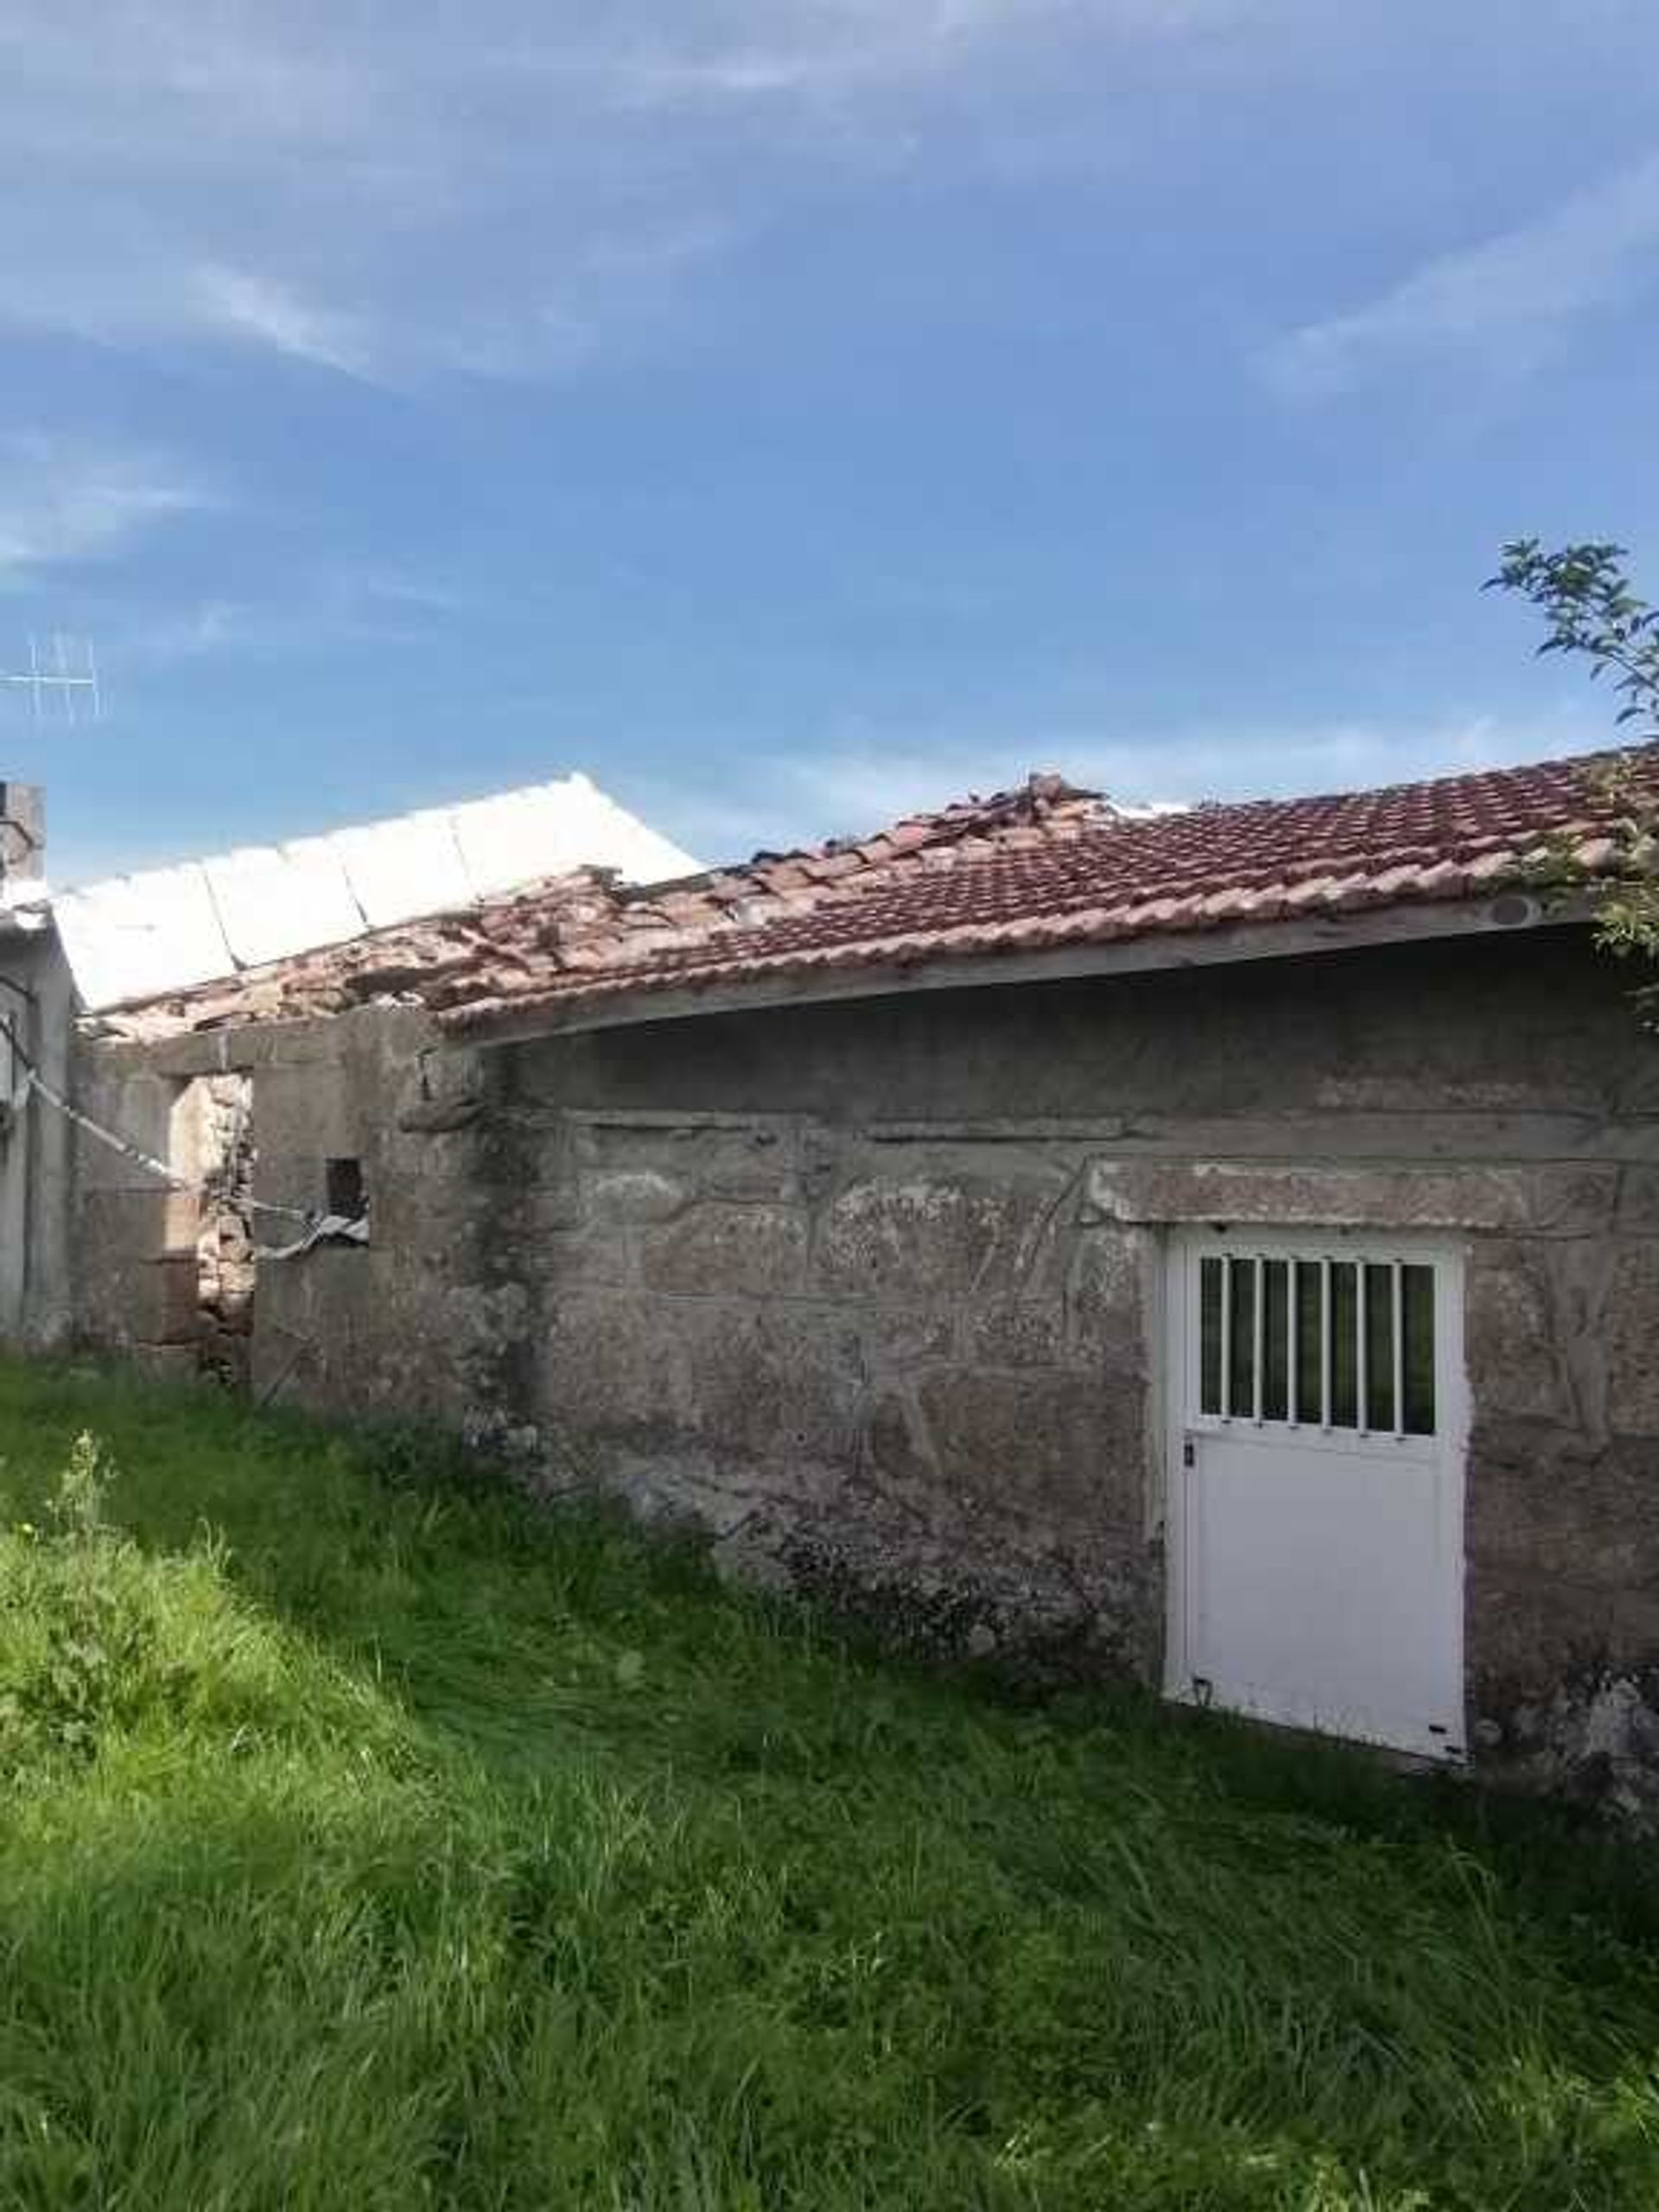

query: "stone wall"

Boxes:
[507, 1112, 1162, 1672]
[74, 1011, 505, 1414]
[64, 925, 1659, 1806]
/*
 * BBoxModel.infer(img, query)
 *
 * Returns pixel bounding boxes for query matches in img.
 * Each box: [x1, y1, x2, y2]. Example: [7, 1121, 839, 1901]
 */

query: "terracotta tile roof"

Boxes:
[438, 745, 1651, 1034]
[96, 747, 1653, 1042]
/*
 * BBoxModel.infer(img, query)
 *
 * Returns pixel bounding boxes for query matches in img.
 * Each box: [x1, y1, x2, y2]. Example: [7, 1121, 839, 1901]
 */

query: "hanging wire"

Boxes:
[0, 1012, 315, 1226]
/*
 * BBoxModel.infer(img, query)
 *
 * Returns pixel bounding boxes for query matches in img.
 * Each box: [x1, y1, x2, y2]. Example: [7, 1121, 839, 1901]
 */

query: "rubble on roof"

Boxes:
[92, 750, 1655, 1044]
[88, 870, 631, 1041]
[54, 772, 702, 1014]
[93, 772, 1110, 1039]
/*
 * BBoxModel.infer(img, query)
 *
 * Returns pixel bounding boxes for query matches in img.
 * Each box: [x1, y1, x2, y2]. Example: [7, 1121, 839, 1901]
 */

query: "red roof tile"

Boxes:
[97, 746, 1654, 1042]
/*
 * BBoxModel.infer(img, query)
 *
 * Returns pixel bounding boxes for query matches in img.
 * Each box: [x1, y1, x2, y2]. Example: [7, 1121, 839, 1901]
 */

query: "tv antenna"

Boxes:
[0, 635, 101, 725]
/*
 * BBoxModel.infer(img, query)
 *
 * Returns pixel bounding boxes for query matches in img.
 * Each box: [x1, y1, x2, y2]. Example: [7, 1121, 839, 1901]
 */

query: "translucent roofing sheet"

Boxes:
[53, 773, 701, 1012]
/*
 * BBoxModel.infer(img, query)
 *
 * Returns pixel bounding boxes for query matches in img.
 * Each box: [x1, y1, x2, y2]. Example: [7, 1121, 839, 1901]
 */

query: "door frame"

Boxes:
[1161, 1221, 1471, 1758]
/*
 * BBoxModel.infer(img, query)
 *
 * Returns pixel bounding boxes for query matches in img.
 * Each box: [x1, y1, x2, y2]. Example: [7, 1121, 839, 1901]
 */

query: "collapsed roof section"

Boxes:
[91, 773, 1100, 1038]
[88, 747, 1651, 1046]
[55, 772, 701, 1014]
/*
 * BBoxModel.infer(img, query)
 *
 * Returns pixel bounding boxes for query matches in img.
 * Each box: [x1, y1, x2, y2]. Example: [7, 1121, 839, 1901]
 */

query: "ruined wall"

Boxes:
[191, 1075, 256, 1388]
[73, 1011, 501, 1411]
[67, 926, 1659, 1804]
[73, 1048, 213, 1378]
[240, 1012, 510, 1427]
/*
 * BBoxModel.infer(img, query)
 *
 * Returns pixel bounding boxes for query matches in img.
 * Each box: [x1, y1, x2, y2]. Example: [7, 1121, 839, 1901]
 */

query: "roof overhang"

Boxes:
[457, 886, 1586, 1050]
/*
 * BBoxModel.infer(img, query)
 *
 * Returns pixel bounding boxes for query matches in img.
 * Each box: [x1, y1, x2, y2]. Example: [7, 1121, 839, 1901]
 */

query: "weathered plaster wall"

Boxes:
[0, 929, 77, 1348]
[66, 925, 1659, 1805]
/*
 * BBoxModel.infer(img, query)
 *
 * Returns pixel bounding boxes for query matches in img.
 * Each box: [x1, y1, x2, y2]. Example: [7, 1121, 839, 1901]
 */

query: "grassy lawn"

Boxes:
[1, 1362, 1656, 2209]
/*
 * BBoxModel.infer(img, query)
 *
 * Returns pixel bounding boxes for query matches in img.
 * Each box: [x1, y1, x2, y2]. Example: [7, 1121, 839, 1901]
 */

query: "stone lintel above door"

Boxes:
[1080, 1160, 1616, 1239]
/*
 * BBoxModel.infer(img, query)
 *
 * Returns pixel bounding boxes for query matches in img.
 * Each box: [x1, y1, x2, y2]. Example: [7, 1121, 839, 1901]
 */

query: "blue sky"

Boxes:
[5, 1, 1659, 883]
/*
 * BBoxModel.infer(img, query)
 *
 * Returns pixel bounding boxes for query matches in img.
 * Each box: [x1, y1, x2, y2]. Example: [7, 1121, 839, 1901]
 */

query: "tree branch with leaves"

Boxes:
[1489, 537, 1659, 1017]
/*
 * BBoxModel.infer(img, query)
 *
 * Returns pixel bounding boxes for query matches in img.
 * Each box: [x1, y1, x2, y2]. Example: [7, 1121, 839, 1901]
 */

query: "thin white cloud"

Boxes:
[1267, 148, 1659, 397]
[0, 0, 1249, 380]
[0, 435, 205, 582]
[613, 9, 1009, 108]
[127, 600, 259, 663]
[325, 565, 465, 619]
[194, 264, 376, 378]
[652, 708, 1605, 860]
[127, 564, 461, 665]
[612, 0, 1246, 109]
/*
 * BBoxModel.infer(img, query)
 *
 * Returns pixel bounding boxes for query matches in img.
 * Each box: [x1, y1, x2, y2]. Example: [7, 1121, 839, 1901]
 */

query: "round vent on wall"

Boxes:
[1487, 892, 1542, 930]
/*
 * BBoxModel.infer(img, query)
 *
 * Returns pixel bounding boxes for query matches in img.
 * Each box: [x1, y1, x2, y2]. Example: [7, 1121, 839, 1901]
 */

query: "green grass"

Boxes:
[1, 1362, 1656, 2210]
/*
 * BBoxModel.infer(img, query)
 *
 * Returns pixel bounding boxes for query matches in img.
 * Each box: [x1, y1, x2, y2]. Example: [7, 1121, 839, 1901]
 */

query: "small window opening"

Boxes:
[326, 1156, 368, 1223]
[1197, 1247, 1438, 1439]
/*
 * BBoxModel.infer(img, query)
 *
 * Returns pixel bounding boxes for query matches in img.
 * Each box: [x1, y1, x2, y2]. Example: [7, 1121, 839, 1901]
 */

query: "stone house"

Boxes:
[28, 746, 1659, 1808]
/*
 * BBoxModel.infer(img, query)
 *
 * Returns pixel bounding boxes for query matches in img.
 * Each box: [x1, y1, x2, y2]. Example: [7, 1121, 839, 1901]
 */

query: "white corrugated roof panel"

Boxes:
[331, 809, 474, 928]
[54, 864, 234, 1010]
[203, 837, 367, 969]
[53, 772, 702, 1012]
[452, 777, 702, 899]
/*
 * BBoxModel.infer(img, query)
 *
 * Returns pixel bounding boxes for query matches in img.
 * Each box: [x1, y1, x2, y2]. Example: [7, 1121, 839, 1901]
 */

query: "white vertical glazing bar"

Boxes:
[1194, 1252, 1205, 1418]
[1391, 1261, 1406, 1440]
[1319, 1259, 1332, 1428]
[1357, 1262, 1370, 1436]
[1252, 1255, 1264, 1422]
[1287, 1262, 1300, 1427]
[1221, 1256, 1234, 1421]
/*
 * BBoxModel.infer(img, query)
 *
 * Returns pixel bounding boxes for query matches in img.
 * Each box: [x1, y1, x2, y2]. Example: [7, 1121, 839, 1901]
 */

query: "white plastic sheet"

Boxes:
[52, 775, 701, 1012]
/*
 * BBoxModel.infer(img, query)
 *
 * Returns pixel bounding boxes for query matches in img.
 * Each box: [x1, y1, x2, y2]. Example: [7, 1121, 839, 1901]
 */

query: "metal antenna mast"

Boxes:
[0, 635, 101, 725]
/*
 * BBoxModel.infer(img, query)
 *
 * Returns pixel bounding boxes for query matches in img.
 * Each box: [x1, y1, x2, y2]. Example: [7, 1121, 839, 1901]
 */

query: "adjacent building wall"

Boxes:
[0, 927, 77, 1348]
[65, 925, 1659, 1802]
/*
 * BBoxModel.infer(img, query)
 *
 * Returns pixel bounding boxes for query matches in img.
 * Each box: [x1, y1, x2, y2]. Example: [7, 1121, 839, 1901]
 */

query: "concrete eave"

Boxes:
[459, 887, 1588, 1050]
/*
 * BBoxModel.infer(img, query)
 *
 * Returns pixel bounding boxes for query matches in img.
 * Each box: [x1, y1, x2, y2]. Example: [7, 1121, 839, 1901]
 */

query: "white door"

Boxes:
[1166, 1228, 1467, 1762]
